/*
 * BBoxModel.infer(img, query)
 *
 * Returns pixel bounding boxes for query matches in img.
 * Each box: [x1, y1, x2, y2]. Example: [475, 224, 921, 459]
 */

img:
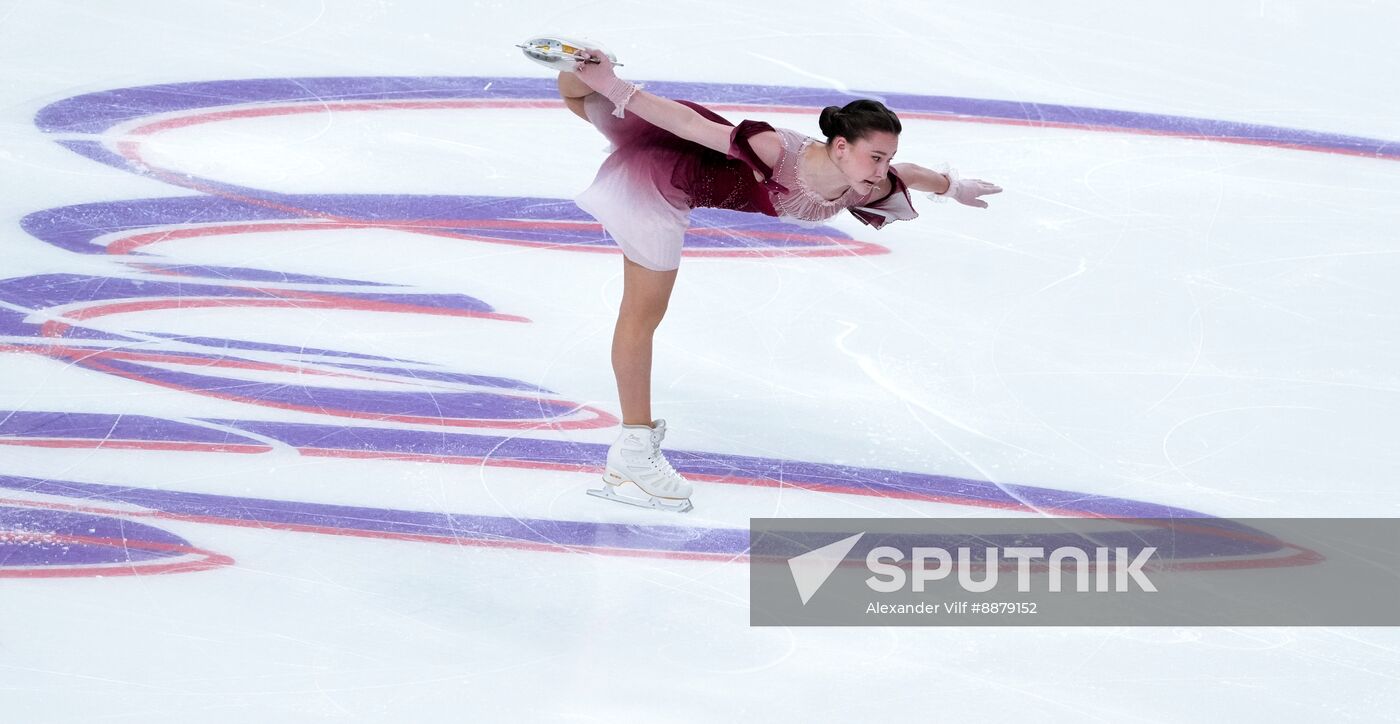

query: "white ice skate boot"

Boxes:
[516, 35, 623, 72]
[589, 419, 694, 512]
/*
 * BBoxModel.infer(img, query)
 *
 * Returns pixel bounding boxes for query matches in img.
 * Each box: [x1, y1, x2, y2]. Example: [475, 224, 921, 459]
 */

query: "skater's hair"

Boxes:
[818, 99, 902, 145]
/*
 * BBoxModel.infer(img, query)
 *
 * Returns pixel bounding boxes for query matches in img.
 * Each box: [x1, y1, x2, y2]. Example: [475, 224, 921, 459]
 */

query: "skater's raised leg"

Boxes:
[558, 71, 594, 121]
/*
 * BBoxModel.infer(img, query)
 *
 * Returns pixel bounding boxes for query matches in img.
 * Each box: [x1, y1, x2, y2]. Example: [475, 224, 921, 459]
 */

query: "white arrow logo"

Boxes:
[787, 532, 865, 605]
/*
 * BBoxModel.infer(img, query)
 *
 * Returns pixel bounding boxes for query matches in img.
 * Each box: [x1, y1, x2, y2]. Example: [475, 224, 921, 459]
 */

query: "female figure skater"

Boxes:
[525, 38, 1001, 512]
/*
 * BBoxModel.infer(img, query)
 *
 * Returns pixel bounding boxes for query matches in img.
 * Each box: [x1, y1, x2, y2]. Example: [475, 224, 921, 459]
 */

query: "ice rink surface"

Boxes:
[2, 0, 1398, 720]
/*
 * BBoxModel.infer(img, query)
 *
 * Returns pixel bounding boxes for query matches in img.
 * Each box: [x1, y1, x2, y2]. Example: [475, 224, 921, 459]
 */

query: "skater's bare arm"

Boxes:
[890, 163, 951, 195]
[862, 163, 1001, 209]
[570, 48, 781, 165]
[625, 91, 780, 160]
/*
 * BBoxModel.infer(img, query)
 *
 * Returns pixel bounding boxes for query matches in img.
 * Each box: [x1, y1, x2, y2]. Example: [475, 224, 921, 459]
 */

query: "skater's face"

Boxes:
[833, 132, 898, 194]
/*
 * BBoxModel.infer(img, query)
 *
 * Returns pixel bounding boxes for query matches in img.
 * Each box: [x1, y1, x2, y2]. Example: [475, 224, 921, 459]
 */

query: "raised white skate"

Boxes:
[516, 35, 623, 72]
[589, 419, 694, 513]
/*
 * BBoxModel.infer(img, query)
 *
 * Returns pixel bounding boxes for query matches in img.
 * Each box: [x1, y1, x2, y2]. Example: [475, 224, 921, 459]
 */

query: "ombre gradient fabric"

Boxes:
[574, 92, 918, 271]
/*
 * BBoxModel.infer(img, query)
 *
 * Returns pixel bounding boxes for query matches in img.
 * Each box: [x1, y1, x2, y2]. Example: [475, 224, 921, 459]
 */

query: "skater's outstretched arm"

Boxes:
[572, 46, 1003, 210]
[881, 163, 1002, 209]
[890, 164, 950, 195]
[855, 163, 1001, 209]
[571, 48, 782, 167]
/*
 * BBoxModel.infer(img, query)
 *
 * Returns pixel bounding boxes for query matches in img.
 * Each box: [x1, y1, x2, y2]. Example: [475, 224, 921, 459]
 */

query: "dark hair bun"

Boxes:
[818, 106, 845, 139]
[817, 99, 901, 144]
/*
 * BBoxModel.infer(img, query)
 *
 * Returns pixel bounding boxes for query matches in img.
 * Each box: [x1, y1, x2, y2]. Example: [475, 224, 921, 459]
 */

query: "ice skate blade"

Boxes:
[588, 481, 693, 513]
[515, 38, 623, 71]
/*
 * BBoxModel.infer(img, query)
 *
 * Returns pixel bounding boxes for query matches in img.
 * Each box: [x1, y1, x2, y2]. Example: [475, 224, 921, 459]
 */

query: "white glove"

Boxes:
[926, 167, 1002, 208]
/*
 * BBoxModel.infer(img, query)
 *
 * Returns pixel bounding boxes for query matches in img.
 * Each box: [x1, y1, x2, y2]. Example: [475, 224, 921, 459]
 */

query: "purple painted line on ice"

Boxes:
[2, 349, 578, 424]
[0, 411, 262, 446]
[136, 333, 414, 363]
[0, 505, 192, 566]
[0, 411, 1203, 518]
[0, 274, 499, 316]
[84, 357, 577, 421]
[127, 262, 398, 287]
[20, 194, 841, 259]
[211, 418, 1204, 518]
[312, 362, 550, 393]
[0, 474, 746, 557]
[0, 474, 1276, 562]
[34, 77, 1400, 159]
[20, 195, 309, 255]
[0, 308, 134, 341]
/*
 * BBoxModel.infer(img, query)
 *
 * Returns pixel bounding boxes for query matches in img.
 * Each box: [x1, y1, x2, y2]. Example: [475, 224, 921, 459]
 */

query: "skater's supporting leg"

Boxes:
[558, 72, 594, 121]
[612, 256, 677, 426]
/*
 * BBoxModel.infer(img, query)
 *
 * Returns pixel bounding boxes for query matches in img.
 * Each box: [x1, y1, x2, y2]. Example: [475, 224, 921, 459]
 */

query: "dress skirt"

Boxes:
[573, 92, 695, 272]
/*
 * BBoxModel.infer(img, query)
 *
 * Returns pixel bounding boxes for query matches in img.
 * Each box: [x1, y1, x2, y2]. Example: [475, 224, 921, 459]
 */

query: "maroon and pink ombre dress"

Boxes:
[574, 92, 918, 271]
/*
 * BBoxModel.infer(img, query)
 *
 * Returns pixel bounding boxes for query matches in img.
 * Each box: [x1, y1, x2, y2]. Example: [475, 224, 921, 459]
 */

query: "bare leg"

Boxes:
[612, 256, 678, 426]
[558, 72, 594, 120]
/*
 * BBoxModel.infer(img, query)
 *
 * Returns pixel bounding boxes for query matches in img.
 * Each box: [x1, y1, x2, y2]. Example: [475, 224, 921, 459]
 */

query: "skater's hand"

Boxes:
[573, 48, 619, 93]
[947, 177, 1002, 208]
[927, 168, 1003, 209]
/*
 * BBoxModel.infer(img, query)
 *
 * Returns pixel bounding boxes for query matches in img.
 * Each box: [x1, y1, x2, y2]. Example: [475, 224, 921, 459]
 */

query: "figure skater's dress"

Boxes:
[573, 92, 919, 271]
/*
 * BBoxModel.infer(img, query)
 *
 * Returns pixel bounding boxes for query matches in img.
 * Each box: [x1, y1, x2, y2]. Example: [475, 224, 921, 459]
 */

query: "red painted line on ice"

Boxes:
[0, 492, 1322, 571]
[0, 521, 233, 579]
[104, 219, 884, 259]
[0, 496, 738, 565]
[0, 439, 271, 454]
[106, 98, 887, 260]
[48, 356, 618, 430]
[36, 295, 526, 338]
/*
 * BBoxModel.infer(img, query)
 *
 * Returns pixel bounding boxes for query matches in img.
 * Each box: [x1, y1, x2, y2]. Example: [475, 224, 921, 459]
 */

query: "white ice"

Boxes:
[1, 0, 1398, 721]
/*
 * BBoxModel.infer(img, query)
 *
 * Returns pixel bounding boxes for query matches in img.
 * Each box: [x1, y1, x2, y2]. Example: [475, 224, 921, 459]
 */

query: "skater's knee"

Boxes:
[558, 73, 596, 121]
[563, 94, 590, 120]
[557, 72, 595, 99]
[618, 257, 677, 327]
[618, 300, 668, 329]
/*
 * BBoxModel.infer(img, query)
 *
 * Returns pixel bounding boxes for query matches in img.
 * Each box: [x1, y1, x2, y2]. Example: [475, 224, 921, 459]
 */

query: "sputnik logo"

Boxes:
[787, 532, 865, 605]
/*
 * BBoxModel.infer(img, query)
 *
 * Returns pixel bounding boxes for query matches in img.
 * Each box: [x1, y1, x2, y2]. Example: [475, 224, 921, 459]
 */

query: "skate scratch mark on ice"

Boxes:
[0, 662, 179, 691]
[777, 249, 1054, 513]
[260, 0, 328, 47]
[1014, 188, 1121, 225]
[1152, 404, 1324, 502]
[946, 227, 1059, 262]
[0, 302, 198, 485]
[1202, 249, 1400, 273]
[742, 51, 852, 95]
[1325, 629, 1400, 659]
[1141, 182, 1225, 415]
[464, 315, 592, 550]
[0, 0, 23, 29]
[388, 132, 494, 156]
[958, 369, 1400, 395]
[1032, 257, 1088, 295]
[985, 306, 1141, 489]
[1186, 273, 1319, 323]
[831, 320, 1051, 515]
[1127, 156, 1259, 193]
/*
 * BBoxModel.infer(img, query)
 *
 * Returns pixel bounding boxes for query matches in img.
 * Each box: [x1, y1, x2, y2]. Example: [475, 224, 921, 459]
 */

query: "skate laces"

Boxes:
[652, 449, 682, 489]
[645, 423, 684, 491]
[650, 452, 687, 492]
